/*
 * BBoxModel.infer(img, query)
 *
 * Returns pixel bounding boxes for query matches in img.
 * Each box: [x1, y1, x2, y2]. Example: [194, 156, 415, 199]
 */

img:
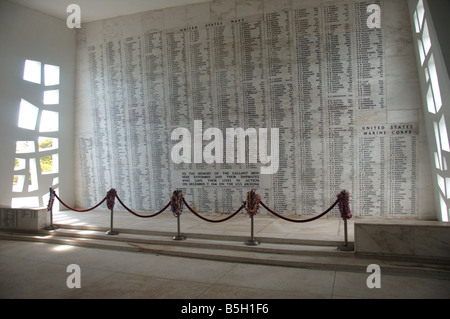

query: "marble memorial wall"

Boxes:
[74, 0, 434, 218]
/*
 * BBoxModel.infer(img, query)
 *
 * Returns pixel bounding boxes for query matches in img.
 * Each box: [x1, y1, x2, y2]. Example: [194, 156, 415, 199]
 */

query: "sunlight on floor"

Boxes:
[52, 245, 75, 252]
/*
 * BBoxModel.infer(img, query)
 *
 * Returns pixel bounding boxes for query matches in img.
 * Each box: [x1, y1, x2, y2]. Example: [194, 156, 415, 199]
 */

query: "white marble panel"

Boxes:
[210, 0, 236, 21]
[0, 207, 49, 230]
[355, 223, 415, 256]
[236, 0, 263, 18]
[141, 10, 164, 32]
[187, 2, 211, 26]
[355, 221, 450, 261]
[164, 6, 187, 30]
[415, 226, 450, 259]
[387, 110, 418, 124]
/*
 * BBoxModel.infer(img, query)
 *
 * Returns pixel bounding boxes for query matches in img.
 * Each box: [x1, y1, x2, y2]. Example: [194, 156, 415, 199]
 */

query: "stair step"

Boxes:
[1, 226, 449, 280]
[51, 226, 348, 258]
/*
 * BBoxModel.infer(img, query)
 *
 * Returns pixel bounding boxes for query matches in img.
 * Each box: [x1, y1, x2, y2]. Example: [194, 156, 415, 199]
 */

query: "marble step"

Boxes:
[1, 227, 450, 279]
[54, 226, 352, 258]
[53, 223, 350, 253]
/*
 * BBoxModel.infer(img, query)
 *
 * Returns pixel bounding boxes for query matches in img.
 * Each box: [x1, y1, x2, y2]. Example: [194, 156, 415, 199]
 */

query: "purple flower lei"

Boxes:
[337, 190, 352, 220]
[244, 189, 261, 218]
[106, 188, 117, 211]
[171, 189, 184, 217]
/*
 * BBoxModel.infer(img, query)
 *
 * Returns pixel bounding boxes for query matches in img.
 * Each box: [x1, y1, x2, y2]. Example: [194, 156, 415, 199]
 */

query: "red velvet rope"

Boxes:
[51, 189, 347, 224]
[182, 197, 245, 223]
[115, 194, 171, 218]
[53, 191, 107, 212]
[259, 199, 340, 223]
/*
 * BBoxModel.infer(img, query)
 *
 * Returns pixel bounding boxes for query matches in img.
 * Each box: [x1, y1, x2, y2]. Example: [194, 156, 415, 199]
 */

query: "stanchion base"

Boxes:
[337, 243, 354, 251]
[105, 230, 119, 235]
[172, 234, 186, 240]
[244, 239, 260, 246]
[45, 225, 59, 231]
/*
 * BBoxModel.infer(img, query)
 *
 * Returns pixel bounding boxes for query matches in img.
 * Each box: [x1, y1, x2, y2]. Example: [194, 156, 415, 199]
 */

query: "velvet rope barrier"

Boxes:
[115, 193, 171, 218]
[259, 198, 340, 223]
[53, 191, 107, 212]
[182, 197, 245, 223]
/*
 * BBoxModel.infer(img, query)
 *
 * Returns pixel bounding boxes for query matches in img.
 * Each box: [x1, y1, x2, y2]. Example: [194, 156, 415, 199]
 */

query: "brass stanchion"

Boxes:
[105, 188, 119, 235]
[338, 218, 353, 251]
[45, 187, 59, 230]
[105, 206, 119, 235]
[172, 213, 186, 240]
[244, 215, 259, 246]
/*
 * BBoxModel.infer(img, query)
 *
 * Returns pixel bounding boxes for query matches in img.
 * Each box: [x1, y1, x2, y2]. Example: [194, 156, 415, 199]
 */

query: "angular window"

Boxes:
[417, 39, 425, 65]
[16, 141, 35, 154]
[440, 194, 449, 222]
[23, 60, 41, 84]
[428, 55, 442, 112]
[39, 110, 59, 132]
[437, 174, 445, 195]
[44, 64, 60, 86]
[426, 85, 436, 114]
[434, 122, 442, 170]
[439, 115, 450, 152]
[422, 21, 431, 55]
[18, 99, 39, 130]
[28, 158, 39, 192]
[40, 153, 59, 174]
[413, 11, 420, 33]
[14, 158, 26, 171]
[12, 59, 61, 208]
[416, 0, 425, 29]
[38, 137, 59, 151]
[43, 89, 59, 105]
[12, 175, 25, 193]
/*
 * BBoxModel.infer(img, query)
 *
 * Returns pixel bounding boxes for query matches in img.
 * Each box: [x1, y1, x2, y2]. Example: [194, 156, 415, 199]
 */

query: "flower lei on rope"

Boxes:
[244, 189, 261, 217]
[171, 189, 184, 217]
[337, 190, 352, 220]
[106, 188, 117, 211]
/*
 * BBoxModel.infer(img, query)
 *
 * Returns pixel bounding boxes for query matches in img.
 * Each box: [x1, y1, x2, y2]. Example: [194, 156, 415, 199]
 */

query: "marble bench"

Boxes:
[355, 220, 450, 262]
[0, 206, 50, 230]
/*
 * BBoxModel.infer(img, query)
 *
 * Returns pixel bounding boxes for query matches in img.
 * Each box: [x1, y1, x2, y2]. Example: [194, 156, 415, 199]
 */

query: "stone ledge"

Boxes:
[354, 220, 450, 262]
[0, 206, 50, 230]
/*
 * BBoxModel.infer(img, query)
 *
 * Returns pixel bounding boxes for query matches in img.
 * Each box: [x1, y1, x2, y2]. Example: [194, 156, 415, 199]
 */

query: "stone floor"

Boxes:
[0, 209, 449, 299]
[1, 239, 449, 299]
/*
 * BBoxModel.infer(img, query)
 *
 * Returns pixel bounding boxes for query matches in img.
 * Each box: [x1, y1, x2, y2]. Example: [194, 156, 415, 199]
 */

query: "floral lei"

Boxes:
[171, 189, 184, 217]
[337, 190, 352, 220]
[244, 189, 261, 217]
[106, 188, 117, 211]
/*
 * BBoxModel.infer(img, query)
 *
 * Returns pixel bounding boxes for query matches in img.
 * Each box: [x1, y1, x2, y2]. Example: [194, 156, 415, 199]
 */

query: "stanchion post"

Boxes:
[172, 214, 186, 240]
[338, 218, 354, 251]
[105, 206, 119, 235]
[105, 188, 119, 235]
[45, 187, 59, 230]
[337, 190, 354, 251]
[244, 216, 259, 246]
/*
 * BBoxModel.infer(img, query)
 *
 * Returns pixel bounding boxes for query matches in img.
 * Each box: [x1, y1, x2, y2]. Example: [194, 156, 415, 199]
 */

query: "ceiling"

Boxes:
[8, 0, 212, 23]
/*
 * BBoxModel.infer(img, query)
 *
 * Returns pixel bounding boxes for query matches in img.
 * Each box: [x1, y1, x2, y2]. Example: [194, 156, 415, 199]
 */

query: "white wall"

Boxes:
[0, 1, 76, 207]
[408, 0, 450, 221]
